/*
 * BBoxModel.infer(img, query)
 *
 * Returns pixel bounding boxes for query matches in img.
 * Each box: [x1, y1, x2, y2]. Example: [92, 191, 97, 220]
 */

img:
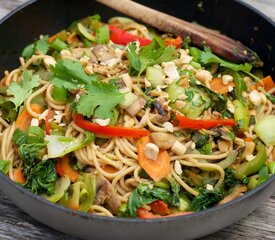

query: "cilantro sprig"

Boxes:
[22, 36, 50, 59]
[200, 47, 260, 82]
[76, 81, 124, 119]
[50, 59, 97, 90]
[7, 70, 40, 110]
[127, 37, 177, 75]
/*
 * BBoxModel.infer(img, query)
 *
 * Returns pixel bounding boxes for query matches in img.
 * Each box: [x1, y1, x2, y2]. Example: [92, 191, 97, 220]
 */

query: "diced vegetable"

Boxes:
[167, 81, 210, 118]
[77, 23, 96, 42]
[210, 77, 235, 94]
[26, 126, 45, 144]
[217, 150, 238, 169]
[137, 136, 170, 182]
[45, 131, 94, 159]
[256, 75, 275, 91]
[16, 104, 44, 131]
[43, 176, 70, 203]
[146, 66, 165, 87]
[96, 25, 110, 44]
[164, 36, 182, 49]
[149, 200, 170, 215]
[119, 89, 138, 109]
[234, 141, 267, 180]
[51, 38, 68, 52]
[254, 115, 275, 146]
[56, 156, 79, 182]
[233, 100, 249, 132]
[51, 86, 68, 102]
[13, 166, 26, 184]
[268, 162, 275, 175]
[109, 25, 151, 46]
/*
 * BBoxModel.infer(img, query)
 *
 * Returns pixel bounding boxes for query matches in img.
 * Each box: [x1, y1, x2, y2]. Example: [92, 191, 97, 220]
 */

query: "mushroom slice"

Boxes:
[150, 132, 177, 150]
[92, 44, 116, 62]
[94, 174, 121, 213]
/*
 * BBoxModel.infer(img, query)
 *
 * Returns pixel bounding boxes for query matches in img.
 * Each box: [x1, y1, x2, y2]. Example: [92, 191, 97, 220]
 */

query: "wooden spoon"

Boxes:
[96, 0, 262, 66]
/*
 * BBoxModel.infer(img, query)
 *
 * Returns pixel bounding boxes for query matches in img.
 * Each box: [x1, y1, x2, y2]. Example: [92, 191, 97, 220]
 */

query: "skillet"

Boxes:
[0, 0, 274, 239]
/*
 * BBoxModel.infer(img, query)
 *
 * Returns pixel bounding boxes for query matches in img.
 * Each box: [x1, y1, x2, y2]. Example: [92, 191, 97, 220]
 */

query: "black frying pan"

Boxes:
[0, 0, 274, 239]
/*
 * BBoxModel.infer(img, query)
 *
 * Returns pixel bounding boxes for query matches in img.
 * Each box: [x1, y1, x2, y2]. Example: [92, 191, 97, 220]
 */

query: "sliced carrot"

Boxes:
[149, 200, 170, 215]
[15, 104, 44, 131]
[58, 156, 78, 182]
[256, 75, 275, 91]
[45, 109, 55, 135]
[101, 165, 118, 174]
[180, 77, 189, 88]
[13, 166, 26, 184]
[137, 136, 170, 182]
[48, 34, 57, 44]
[210, 77, 235, 94]
[243, 137, 253, 142]
[67, 32, 78, 44]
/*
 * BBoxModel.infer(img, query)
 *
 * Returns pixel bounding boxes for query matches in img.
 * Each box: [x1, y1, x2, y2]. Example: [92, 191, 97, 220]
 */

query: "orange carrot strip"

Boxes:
[210, 77, 235, 94]
[48, 34, 57, 44]
[137, 136, 170, 182]
[257, 75, 275, 91]
[13, 166, 26, 184]
[101, 165, 118, 174]
[15, 104, 44, 131]
[59, 156, 78, 182]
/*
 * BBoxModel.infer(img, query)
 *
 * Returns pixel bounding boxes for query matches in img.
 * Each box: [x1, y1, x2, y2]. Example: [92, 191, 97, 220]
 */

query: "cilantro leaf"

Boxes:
[76, 81, 124, 119]
[127, 43, 141, 73]
[127, 37, 176, 75]
[7, 70, 40, 110]
[36, 36, 50, 54]
[50, 59, 97, 90]
[200, 47, 252, 73]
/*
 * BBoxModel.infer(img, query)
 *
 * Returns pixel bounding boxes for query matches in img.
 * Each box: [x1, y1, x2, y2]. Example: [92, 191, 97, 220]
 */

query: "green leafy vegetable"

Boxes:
[96, 25, 110, 44]
[23, 160, 57, 195]
[12, 128, 27, 145]
[127, 43, 141, 74]
[127, 37, 176, 75]
[126, 182, 180, 217]
[76, 81, 124, 119]
[7, 70, 40, 110]
[200, 47, 260, 82]
[0, 96, 17, 123]
[0, 160, 11, 174]
[190, 188, 223, 211]
[232, 71, 247, 102]
[45, 131, 94, 158]
[50, 59, 97, 90]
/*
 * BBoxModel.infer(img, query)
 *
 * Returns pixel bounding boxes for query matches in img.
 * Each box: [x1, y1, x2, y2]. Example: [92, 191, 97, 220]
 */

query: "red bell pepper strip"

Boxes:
[148, 200, 170, 215]
[45, 109, 55, 135]
[109, 25, 152, 46]
[73, 114, 150, 137]
[164, 36, 183, 49]
[137, 207, 193, 219]
[174, 114, 236, 130]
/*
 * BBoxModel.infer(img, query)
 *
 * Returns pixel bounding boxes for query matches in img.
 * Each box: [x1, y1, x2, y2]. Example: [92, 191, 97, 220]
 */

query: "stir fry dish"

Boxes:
[0, 15, 274, 218]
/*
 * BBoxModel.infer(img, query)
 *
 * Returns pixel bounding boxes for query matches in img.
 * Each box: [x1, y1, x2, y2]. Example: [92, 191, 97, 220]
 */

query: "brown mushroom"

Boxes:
[71, 48, 97, 62]
[92, 44, 116, 62]
[150, 132, 177, 149]
[94, 174, 121, 213]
